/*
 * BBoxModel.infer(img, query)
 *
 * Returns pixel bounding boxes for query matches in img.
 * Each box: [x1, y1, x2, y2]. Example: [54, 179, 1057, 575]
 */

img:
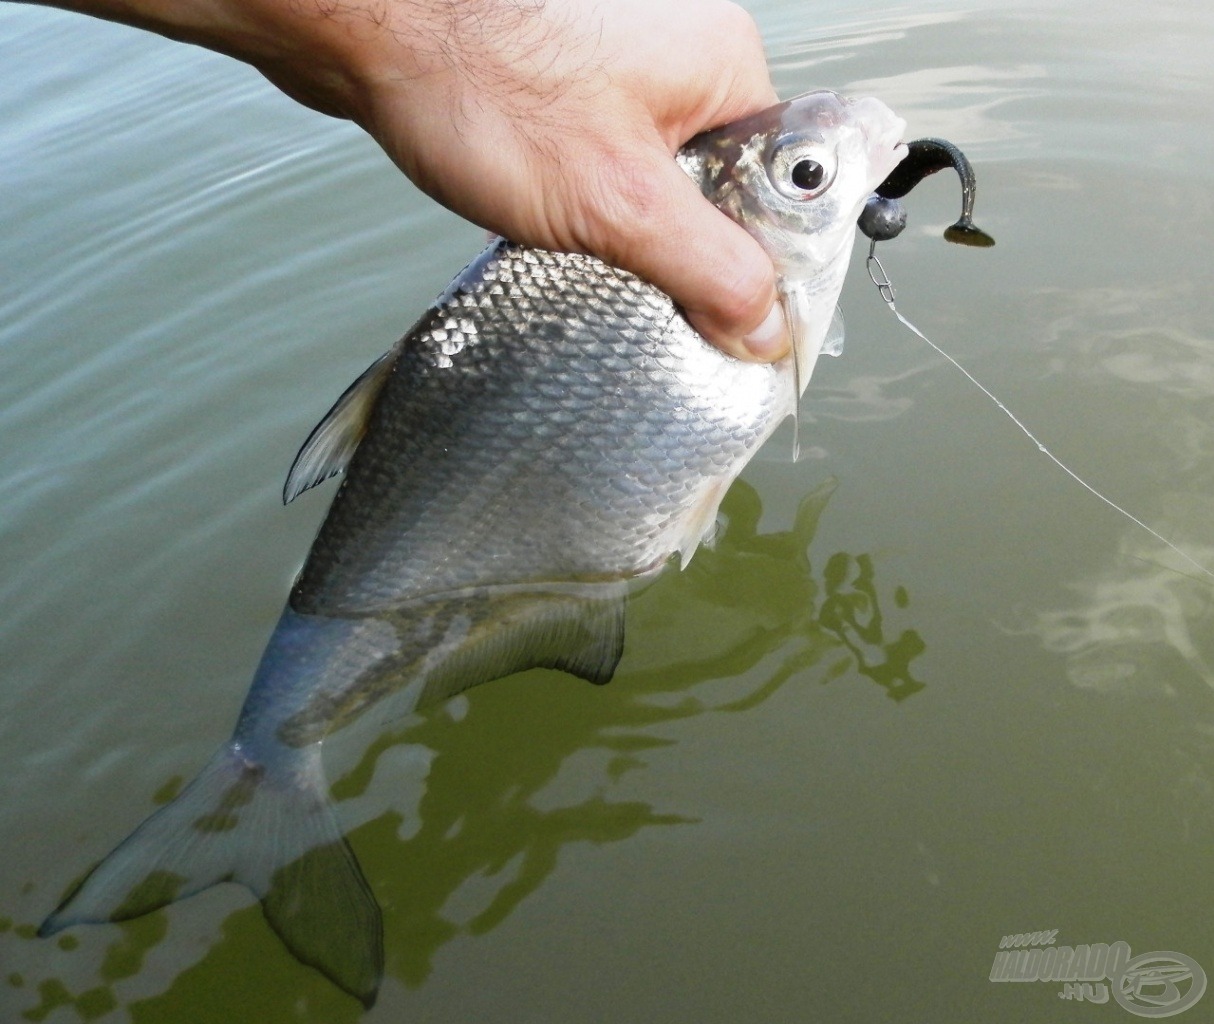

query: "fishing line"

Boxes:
[864, 239, 1214, 584]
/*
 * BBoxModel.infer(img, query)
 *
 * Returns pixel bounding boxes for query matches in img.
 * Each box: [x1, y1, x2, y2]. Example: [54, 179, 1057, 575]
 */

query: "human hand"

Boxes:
[34, 0, 787, 360]
[334, 0, 789, 362]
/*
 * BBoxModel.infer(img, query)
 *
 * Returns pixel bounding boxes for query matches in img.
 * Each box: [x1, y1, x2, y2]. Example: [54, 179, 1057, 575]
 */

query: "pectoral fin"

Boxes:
[283, 346, 399, 504]
[823, 306, 846, 357]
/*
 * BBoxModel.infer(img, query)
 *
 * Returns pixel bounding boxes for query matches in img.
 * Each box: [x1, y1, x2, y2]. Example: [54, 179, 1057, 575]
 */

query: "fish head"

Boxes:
[680, 91, 907, 383]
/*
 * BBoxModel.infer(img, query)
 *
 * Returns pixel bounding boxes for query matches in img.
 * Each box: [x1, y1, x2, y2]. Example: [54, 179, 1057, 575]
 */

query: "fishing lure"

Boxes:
[857, 139, 1214, 584]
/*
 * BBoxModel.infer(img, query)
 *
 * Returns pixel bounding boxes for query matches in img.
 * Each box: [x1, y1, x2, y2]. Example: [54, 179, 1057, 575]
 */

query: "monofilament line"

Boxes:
[865, 245, 1214, 584]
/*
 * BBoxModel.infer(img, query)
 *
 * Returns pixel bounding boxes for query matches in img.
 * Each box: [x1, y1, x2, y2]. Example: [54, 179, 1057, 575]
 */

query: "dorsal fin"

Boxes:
[283, 347, 398, 504]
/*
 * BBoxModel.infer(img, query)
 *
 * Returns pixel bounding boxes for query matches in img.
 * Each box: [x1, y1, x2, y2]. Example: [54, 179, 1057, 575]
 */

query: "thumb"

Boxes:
[587, 151, 788, 363]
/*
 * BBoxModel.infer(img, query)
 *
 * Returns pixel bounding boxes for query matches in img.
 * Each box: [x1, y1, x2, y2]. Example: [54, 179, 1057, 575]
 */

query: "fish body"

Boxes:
[41, 90, 907, 1004]
[294, 242, 786, 609]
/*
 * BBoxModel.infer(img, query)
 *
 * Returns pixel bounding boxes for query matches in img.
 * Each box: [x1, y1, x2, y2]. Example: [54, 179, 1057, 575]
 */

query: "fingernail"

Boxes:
[742, 301, 790, 361]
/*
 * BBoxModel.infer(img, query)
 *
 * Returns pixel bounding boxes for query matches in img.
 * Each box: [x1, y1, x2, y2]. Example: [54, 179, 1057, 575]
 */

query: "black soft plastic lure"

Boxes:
[859, 136, 995, 248]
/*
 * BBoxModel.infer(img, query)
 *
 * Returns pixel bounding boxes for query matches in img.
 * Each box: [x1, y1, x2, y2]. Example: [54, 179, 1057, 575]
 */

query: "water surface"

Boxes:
[3, 1, 1214, 1021]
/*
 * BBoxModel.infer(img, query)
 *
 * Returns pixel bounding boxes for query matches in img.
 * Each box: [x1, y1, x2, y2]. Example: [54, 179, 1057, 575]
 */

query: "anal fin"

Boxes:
[411, 582, 628, 710]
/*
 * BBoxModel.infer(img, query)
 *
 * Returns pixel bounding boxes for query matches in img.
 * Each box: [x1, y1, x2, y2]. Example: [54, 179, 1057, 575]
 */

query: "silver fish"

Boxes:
[40, 90, 906, 1004]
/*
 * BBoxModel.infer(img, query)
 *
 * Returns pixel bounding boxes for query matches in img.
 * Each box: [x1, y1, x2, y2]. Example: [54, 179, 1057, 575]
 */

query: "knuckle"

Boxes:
[718, 1, 763, 49]
[692, 234, 778, 336]
[709, 4, 775, 107]
[712, 266, 773, 330]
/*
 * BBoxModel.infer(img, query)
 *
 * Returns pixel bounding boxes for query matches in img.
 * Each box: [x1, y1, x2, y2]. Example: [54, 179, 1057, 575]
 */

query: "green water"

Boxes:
[3, 1, 1214, 1020]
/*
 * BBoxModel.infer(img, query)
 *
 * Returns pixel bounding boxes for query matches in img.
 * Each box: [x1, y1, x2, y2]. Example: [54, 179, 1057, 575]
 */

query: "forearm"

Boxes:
[16, 0, 393, 119]
[19, 0, 281, 58]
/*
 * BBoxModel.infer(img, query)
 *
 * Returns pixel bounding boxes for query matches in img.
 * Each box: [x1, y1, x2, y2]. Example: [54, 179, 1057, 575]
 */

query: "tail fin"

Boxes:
[39, 743, 383, 1007]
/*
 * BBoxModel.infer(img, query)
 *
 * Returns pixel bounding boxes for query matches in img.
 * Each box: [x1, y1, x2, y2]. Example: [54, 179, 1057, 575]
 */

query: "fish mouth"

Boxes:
[849, 96, 910, 179]
[869, 128, 910, 180]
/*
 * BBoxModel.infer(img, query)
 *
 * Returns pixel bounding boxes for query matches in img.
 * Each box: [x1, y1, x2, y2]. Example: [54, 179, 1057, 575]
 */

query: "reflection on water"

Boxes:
[1031, 517, 1214, 701]
[3, 481, 926, 1020]
[1032, 284, 1214, 403]
[1025, 518, 1214, 881]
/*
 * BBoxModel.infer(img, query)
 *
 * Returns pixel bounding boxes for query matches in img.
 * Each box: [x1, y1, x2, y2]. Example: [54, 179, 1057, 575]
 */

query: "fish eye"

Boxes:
[768, 136, 837, 201]
[791, 160, 825, 192]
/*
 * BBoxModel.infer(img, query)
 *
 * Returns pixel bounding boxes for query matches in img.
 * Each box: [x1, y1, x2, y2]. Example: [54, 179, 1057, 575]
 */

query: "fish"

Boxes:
[39, 90, 907, 1005]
